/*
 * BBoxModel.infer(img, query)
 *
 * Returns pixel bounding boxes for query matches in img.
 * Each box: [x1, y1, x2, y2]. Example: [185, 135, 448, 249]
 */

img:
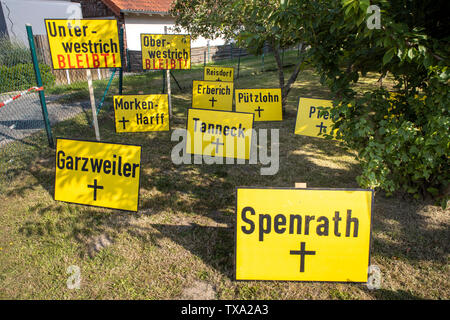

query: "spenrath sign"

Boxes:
[235, 88, 282, 121]
[192, 80, 234, 111]
[186, 109, 254, 160]
[45, 19, 121, 70]
[141, 34, 191, 70]
[294, 97, 337, 138]
[235, 188, 373, 282]
[54, 139, 141, 211]
[113, 95, 169, 133]
[204, 66, 234, 82]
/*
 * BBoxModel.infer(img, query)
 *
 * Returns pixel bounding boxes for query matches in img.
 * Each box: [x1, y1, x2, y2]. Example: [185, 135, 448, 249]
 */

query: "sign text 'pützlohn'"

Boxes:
[45, 19, 121, 70]
[192, 80, 234, 111]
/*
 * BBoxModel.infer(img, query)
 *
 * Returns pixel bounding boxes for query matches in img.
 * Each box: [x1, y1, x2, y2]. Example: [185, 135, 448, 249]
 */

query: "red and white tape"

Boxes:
[0, 86, 44, 109]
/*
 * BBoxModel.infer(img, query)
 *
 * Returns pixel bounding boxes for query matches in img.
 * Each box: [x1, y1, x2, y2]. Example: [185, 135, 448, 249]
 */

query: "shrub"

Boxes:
[0, 63, 55, 93]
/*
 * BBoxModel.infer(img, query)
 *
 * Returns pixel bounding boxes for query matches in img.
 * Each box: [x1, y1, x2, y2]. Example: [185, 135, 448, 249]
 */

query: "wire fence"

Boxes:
[0, 35, 49, 155]
[0, 27, 303, 162]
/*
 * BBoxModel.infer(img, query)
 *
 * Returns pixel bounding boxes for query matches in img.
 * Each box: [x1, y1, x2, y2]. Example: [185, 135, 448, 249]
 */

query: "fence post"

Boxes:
[204, 51, 206, 67]
[26, 24, 54, 149]
[237, 47, 241, 79]
[207, 40, 210, 63]
[118, 25, 124, 95]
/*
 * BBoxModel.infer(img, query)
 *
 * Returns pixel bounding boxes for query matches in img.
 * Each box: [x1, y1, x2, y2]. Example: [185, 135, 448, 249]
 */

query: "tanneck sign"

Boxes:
[186, 109, 254, 160]
[45, 19, 121, 70]
[235, 187, 373, 282]
[192, 80, 234, 111]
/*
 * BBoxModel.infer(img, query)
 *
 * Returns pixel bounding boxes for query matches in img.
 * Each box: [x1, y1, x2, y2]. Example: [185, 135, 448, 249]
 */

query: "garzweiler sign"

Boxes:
[54, 138, 141, 211]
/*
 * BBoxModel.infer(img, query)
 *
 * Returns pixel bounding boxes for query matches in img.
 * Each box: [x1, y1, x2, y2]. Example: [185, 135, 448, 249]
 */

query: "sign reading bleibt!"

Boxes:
[294, 97, 337, 138]
[141, 34, 191, 70]
[113, 95, 169, 132]
[192, 80, 234, 111]
[235, 88, 282, 121]
[54, 138, 141, 211]
[204, 66, 234, 82]
[186, 109, 254, 160]
[45, 19, 121, 70]
[235, 188, 373, 282]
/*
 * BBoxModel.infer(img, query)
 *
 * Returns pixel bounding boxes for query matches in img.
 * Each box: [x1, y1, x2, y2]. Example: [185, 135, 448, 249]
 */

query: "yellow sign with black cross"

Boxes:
[186, 109, 254, 160]
[235, 188, 373, 282]
[54, 138, 141, 212]
[235, 88, 283, 121]
[113, 94, 169, 133]
[204, 66, 234, 82]
[45, 19, 121, 70]
[141, 34, 191, 70]
[294, 97, 337, 138]
[192, 80, 234, 111]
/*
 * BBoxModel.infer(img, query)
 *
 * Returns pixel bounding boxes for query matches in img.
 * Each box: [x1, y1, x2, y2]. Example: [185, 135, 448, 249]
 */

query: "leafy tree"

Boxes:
[170, 0, 307, 108]
[172, 0, 449, 204]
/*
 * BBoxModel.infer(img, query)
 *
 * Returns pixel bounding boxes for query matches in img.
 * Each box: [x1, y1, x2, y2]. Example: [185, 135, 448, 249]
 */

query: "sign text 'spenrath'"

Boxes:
[235, 188, 373, 282]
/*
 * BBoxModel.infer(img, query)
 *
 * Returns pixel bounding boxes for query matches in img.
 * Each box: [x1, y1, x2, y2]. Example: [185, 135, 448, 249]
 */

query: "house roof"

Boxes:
[101, 0, 173, 16]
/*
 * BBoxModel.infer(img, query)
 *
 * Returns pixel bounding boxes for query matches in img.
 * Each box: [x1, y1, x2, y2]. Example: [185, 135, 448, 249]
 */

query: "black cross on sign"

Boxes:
[255, 106, 264, 118]
[209, 97, 218, 108]
[211, 138, 224, 153]
[315, 122, 327, 135]
[118, 116, 130, 130]
[87, 179, 104, 201]
[290, 242, 316, 272]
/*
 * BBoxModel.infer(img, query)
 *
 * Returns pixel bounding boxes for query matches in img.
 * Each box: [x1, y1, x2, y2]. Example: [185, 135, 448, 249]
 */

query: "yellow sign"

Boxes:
[186, 109, 254, 160]
[236, 188, 373, 282]
[113, 95, 169, 133]
[45, 19, 121, 70]
[54, 138, 141, 212]
[192, 80, 234, 111]
[141, 34, 191, 70]
[235, 88, 282, 121]
[204, 66, 234, 82]
[294, 98, 337, 138]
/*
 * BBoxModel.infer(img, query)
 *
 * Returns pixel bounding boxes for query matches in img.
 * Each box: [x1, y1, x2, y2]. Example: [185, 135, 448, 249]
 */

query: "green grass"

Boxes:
[0, 51, 448, 300]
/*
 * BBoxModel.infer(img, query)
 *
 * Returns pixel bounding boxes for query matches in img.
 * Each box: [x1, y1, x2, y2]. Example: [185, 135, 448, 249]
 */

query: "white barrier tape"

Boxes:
[0, 86, 44, 109]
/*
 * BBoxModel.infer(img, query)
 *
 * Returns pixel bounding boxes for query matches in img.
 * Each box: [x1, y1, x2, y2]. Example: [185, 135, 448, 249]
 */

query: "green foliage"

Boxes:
[172, 0, 449, 203]
[0, 63, 55, 93]
[296, 0, 449, 203]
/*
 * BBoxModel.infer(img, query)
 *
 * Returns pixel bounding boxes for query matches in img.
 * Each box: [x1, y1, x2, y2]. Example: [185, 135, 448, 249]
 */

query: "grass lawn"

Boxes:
[0, 51, 448, 300]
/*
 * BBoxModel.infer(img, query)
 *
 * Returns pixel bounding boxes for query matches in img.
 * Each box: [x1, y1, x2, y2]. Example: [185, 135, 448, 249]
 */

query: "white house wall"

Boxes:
[124, 14, 226, 51]
[1, 0, 82, 46]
